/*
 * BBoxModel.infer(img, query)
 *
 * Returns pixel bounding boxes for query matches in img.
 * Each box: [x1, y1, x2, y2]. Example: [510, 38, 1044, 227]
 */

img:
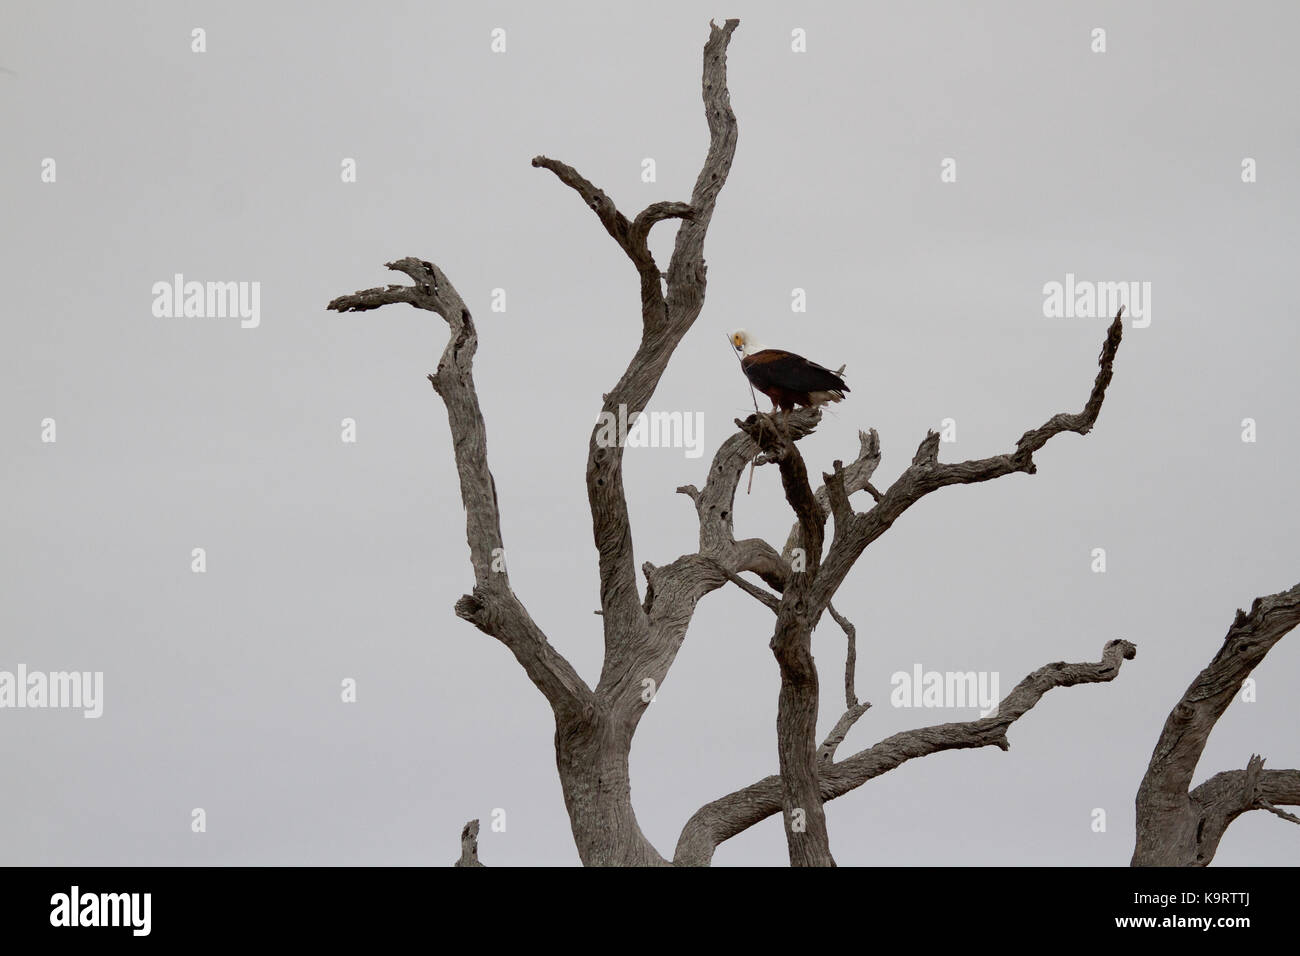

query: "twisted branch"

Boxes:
[328, 259, 592, 718]
[809, 308, 1126, 619]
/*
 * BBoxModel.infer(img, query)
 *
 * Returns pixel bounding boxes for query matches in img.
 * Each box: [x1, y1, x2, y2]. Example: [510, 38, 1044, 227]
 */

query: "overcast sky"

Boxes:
[2, 0, 1297, 866]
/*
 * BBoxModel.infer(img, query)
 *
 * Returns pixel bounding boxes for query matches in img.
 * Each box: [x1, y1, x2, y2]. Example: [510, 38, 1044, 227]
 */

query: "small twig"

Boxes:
[724, 333, 764, 493]
[708, 558, 781, 612]
[1259, 801, 1300, 825]
[1245, 755, 1300, 824]
[816, 702, 871, 763]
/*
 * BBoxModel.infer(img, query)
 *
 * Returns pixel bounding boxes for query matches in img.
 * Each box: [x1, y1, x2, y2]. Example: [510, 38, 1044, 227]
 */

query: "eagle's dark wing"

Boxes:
[742, 349, 850, 394]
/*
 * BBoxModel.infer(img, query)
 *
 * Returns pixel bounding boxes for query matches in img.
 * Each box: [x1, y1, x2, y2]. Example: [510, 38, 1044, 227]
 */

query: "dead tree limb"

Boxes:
[328, 260, 592, 720]
[674, 639, 1137, 865]
[827, 603, 860, 709]
[807, 308, 1126, 623]
[1132, 582, 1300, 865]
[779, 429, 881, 563]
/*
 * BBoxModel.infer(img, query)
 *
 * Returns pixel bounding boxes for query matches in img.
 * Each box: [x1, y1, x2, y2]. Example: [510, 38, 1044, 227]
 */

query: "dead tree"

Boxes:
[1132, 582, 1300, 865]
[327, 20, 1136, 867]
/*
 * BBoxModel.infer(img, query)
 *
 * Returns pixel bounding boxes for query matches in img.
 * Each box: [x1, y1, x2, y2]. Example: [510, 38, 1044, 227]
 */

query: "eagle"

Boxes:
[729, 329, 850, 416]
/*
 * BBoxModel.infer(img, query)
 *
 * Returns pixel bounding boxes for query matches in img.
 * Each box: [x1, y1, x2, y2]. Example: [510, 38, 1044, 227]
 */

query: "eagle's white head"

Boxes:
[729, 328, 762, 356]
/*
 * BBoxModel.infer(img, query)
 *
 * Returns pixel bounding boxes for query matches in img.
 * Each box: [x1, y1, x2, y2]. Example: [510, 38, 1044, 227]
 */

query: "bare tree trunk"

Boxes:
[772, 610, 833, 865]
[553, 711, 666, 866]
[745, 415, 836, 865]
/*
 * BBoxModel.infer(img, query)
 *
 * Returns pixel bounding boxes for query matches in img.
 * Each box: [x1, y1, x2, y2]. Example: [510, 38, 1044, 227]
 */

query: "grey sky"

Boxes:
[2, 1, 1297, 865]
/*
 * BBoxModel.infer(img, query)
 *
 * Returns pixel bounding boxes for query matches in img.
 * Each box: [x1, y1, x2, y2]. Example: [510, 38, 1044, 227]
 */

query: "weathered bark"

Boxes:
[454, 820, 484, 867]
[1132, 582, 1300, 865]
[554, 711, 665, 866]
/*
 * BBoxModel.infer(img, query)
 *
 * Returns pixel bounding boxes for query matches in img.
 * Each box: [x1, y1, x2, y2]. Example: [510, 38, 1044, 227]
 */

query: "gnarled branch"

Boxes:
[328, 259, 592, 719]
[809, 308, 1126, 619]
[780, 429, 881, 563]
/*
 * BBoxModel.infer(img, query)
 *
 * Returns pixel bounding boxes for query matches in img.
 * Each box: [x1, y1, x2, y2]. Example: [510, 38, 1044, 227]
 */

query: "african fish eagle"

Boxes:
[729, 329, 850, 415]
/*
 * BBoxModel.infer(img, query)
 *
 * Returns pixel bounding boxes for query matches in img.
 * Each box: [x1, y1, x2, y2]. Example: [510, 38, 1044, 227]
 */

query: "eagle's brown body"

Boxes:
[740, 348, 850, 413]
